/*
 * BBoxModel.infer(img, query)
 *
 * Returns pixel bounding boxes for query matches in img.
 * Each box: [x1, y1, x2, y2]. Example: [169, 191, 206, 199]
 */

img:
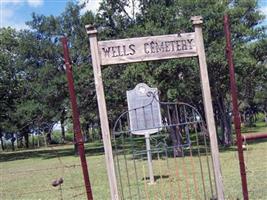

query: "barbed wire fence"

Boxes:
[242, 138, 267, 199]
[1, 122, 266, 200]
[1, 138, 266, 199]
[0, 142, 105, 200]
[220, 138, 267, 200]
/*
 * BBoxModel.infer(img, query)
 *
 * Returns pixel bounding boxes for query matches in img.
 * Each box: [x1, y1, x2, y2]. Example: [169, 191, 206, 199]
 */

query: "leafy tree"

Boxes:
[26, 2, 99, 144]
[238, 38, 267, 125]
[95, 0, 266, 145]
[0, 27, 21, 150]
[1, 0, 266, 150]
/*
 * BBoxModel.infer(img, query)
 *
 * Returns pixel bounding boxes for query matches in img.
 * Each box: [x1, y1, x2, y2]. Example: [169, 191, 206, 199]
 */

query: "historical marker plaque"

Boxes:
[126, 83, 162, 135]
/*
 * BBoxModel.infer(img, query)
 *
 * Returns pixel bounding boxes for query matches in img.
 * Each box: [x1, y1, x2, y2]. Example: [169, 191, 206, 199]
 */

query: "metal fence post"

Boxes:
[224, 14, 249, 200]
[61, 37, 94, 200]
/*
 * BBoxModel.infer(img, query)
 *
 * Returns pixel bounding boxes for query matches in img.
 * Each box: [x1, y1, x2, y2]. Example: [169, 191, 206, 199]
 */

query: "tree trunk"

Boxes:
[168, 107, 183, 157]
[17, 136, 23, 148]
[82, 123, 89, 143]
[97, 126, 102, 141]
[46, 132, 52, 144]
[60, 109, 66, 143]
[60, 119, 65, 144]
[11, 141, 15, 151]
[0, 133, 4, 151]
[215, 111, 223, 145]
[32, 134, 35, 148]
[11, 133, 15, 151]
[170, 126, 183, 157]
[43, 133, 47, 147]
[89, 124, 93, 142]
[24, 133, 29, 148]
[37, 135, 40, 148]
[217, 95, 232, 146]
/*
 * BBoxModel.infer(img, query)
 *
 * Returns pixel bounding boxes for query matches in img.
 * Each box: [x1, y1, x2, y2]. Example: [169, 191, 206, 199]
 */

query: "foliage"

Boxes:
[0, 0, 266, 149]
[95, 0, 266, 145]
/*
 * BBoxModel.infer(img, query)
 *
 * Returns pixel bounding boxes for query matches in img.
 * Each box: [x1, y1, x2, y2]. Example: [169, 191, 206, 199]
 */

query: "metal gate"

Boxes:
[112, 95, 217, 200]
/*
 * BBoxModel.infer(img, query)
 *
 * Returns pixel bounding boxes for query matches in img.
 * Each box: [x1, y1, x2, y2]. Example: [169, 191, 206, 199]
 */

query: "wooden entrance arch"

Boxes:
[86, 16, 225, 200]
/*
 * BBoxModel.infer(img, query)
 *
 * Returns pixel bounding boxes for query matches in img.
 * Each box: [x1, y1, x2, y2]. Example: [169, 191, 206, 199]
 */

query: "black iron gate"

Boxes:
[112, 97, 217, 200]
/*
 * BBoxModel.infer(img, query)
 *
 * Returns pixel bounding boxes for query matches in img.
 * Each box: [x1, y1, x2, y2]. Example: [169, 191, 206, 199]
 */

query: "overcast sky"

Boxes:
[0, 0, 266, 30]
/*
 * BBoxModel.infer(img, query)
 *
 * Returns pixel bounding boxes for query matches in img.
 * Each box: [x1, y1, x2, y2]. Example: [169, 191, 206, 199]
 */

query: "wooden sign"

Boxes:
[98, 32, 197, 65]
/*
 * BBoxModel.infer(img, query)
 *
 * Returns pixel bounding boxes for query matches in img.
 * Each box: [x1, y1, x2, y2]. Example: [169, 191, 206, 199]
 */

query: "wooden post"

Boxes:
[85, 25, 119, 200]
[191, 16, 225, 200]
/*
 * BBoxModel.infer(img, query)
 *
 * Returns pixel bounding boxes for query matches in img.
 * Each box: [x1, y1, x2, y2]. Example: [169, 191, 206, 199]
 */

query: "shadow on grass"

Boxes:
[1, 138, 266, 163]
[0, 143, 105, 162]
[142, 175, 170, 181]
[242, 138, 267, 145]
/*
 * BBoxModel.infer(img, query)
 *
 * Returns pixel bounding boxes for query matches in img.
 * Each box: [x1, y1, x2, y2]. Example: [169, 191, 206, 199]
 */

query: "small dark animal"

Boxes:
[52, 177, 64, 187]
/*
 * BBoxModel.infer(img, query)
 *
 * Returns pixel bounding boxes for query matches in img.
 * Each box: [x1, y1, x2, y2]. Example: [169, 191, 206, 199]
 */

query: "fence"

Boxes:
[1, 134, 266, 200]
[112, 101, 217, 199]
[0, 144, 109, 200]
[220, 138, 267, 200]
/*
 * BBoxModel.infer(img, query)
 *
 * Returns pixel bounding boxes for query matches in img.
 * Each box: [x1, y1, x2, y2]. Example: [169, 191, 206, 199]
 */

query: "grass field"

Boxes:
[0, 124, 266, 200]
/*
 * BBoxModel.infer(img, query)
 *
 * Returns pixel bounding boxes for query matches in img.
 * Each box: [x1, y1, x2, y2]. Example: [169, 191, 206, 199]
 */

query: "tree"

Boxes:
[95, 0, 266, 145]
[26, 2, 99, 146]
[238, 38, 267, 125]
[1, 0, 265, 150]
[0, 27, 21, 150]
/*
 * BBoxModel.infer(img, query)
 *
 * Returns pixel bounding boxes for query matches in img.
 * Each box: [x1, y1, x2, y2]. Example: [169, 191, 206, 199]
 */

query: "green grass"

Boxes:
[0, 124, 267, 200]
[220, 140, 267, 199]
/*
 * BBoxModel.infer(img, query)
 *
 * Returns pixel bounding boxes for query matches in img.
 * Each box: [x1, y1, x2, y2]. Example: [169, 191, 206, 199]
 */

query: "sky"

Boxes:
[0, 0, 101, 30]
[0, 0, 267, 30]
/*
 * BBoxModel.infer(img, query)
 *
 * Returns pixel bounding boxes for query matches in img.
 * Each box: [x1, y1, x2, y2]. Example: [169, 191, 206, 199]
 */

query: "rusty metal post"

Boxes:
[224, 14, 249, 200]
[61, 37, 93, 200]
